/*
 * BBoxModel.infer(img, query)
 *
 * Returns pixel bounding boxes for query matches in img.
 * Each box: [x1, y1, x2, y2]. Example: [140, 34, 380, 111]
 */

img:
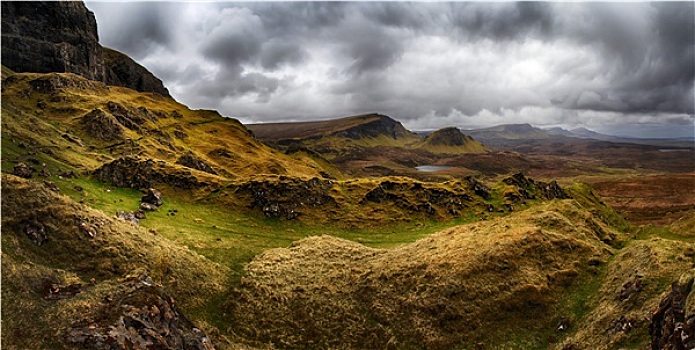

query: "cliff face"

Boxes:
[103, 48, 170, 97]
[1, 1, 170, 98]
[1, 1, 104, 81]
[335, 114, 413, 140]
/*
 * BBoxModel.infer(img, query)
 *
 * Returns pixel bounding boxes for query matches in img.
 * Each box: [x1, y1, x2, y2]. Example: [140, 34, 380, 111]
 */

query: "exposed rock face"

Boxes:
[360, 180, 475, 216]
[94, 157, 205, 190]
[424, 127, 476, 147]
[1, 1, 104, 81]
[103, 48, 170, 97]
[66, 278, 215, 350]
[234, 177, 336, 220]
[503, 173, 571, 203]
[80, 108, 124, 141]
[335, 114, 412, 140]
[1, 1, 170, 97]
[176, 153, 218, 175]
[650, 274, 695, 350]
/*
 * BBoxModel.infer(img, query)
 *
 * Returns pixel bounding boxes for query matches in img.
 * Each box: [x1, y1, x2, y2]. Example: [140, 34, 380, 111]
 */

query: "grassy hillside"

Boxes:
[3, 69, 694, 350]
[1, 72, 333, 179]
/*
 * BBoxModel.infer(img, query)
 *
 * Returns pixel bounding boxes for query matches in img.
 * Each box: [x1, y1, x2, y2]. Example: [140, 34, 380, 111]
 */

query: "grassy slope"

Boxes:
[1, 72, 331, 179]
[2, 70, 694, 349]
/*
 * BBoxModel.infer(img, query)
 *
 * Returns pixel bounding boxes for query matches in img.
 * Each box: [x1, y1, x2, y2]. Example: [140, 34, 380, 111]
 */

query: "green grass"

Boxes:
[50, 175, 481, 282]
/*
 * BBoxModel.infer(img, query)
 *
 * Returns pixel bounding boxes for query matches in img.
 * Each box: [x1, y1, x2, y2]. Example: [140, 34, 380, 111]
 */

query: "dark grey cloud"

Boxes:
[87, 1, 695, 138]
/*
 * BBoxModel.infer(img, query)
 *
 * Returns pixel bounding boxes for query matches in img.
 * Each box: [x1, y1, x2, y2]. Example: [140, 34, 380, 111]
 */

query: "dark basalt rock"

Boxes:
[503, 173, 570, 202]
[234, 177, 336, 220]
[94, 157, 204, 190]
[66, 277, 215, 350]
[103, 47, 170, 97]
[141, 188, 164, 207]
[80, 108, 124, 141]
[176, 153, 218, 175]
[649, 274, 695, 350]
[1, 1, 170, 97]
[1, 1, 104, 81]
[13, 162, 34, 179]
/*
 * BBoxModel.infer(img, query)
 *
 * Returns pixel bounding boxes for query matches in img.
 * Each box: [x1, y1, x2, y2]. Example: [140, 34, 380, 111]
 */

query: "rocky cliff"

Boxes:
[1, 1, 170, 97]
[103, 47, 170, 97]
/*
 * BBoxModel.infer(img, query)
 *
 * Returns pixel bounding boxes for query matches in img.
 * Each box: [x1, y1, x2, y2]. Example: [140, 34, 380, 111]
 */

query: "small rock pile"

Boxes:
[140, 188, 163, 211]
[66, 276, 215, 349]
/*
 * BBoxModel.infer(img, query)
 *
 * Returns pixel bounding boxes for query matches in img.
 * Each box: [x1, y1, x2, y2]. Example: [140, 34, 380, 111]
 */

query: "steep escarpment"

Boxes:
[102, 47, 170, 98]
[1, 1, 104, 81]
[1, 1, 170, 97]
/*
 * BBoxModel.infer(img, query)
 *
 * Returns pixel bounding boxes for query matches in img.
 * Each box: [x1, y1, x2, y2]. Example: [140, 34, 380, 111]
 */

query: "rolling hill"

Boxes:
[2, 2, 695, 350]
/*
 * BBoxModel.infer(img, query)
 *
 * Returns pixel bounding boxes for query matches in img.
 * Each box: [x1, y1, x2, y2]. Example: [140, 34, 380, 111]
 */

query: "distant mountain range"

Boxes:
[458, 124, 694, 149]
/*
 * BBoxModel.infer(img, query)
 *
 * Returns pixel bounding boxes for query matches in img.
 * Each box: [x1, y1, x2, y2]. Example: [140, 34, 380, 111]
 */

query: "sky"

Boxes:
[86, 1, 695, 138]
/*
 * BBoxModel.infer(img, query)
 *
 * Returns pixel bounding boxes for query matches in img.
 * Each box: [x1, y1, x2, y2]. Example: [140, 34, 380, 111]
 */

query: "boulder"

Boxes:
[141, 188, 163, 207]
[13, 162, 34, 178]
[139, 202, 159, 212]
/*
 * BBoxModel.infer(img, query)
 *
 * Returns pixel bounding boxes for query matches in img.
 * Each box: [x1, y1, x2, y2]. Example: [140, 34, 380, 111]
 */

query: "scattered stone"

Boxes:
[58, 169, 77, 178]
[38, 164, 51, 177]
[619, 275, 644, 301]
[23, 221, 48, 245]
[116, 211, 139, 226]
[42, 280, 82, 300]
[13, 162, 34, 178]
[79, 221, 97, 238]
[609, 316, 633, 334]
[74, 185, 84, 192]
[141, 188, 163, 207]
[557, 317, 571, 332]
[43, 180, 60, 192]
[139, 202, 158, 212]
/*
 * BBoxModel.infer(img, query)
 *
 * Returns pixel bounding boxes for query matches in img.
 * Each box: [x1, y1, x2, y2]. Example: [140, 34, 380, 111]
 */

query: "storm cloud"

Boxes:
[86, 1, 694, 137]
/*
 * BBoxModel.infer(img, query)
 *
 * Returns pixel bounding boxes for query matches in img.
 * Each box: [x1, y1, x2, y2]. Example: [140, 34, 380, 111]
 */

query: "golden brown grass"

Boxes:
[226, 200, 622, 349]
[1, 174, 229, 349]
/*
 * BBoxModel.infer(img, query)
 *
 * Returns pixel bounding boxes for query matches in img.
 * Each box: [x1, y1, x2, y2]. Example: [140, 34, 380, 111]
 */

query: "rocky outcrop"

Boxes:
[176, 153, 218, 175]
[80, 108, 124, 141]
[103, 48, 170, 97]
[1, 1, 170, 97]
[335, 114, 412, 140]
[66, 277, 215, 350]
[1, 1, 104, 81]
[502, 173, 570, 203]
[650, 274, 695, 350]
[234, 177, 336, 220]
[93, 157, 205, 190]
[360, 180, 475, 216]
